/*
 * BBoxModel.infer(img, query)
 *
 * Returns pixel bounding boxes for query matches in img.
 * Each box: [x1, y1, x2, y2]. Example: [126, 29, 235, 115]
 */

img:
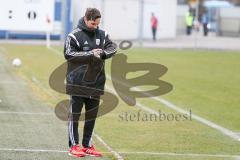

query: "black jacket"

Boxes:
[64, 17, 117, 97]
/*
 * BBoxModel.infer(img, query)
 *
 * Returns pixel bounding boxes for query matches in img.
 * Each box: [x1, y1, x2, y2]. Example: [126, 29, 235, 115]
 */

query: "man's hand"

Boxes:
[91, 49, 103, 58]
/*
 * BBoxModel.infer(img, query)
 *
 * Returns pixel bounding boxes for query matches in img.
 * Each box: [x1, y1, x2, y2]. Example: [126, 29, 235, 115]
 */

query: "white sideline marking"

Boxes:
[236, 133, 240, 139]
[94, 133, 124, 160]
[0, 148, 67, 153]
[0, 111, 53, 116]
[0, 148, 239, 158]
[106, 75, 240, 142]
[154, 97, 240, 141]
[120, 152, 240, 158]
[0, 147, 112, 154]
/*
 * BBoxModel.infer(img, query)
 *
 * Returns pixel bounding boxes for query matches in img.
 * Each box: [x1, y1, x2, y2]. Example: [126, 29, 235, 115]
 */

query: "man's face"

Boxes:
[85, 18, 100, 30]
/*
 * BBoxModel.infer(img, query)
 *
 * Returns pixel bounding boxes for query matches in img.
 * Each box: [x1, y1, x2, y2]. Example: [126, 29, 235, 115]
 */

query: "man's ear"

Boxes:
[84, 17, 87, 23]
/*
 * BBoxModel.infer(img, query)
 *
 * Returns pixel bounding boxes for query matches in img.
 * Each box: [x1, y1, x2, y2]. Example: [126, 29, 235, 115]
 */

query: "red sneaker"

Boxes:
[69, 145, 86, 157]
[82, 145, 102, 157]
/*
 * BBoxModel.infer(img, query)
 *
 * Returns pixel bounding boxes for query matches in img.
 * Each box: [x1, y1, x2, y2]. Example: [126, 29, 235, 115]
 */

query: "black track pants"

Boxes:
[68, 96, 100, 148]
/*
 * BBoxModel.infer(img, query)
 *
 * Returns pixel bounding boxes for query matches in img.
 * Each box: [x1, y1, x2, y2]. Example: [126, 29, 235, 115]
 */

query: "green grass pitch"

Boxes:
[1, 44, 240, 160]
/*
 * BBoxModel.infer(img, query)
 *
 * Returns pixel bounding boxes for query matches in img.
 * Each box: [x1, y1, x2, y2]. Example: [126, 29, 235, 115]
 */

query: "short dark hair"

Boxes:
[85, 8, 101, 21]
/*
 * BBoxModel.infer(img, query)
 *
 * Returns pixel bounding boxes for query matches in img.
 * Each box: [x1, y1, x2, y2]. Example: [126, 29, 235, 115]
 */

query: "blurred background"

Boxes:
[0, 0, 239, 41]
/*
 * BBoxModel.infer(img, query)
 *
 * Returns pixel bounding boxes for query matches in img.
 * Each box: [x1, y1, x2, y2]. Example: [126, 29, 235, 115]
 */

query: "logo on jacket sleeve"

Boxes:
[96, 39, 100, 45]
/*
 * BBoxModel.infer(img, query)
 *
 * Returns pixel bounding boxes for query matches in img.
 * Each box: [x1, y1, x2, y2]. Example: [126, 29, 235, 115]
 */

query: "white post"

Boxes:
[46, 31, 51, 48]
[138, 0, 144, 47]
[194, 0, 199, 50]
[101, 0, 105, 29]
[46, 13, 51, 48]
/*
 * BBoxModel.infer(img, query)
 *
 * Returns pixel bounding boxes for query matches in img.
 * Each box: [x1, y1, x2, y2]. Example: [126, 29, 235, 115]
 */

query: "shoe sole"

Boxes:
[85, 153, 102, 157]
[68, 152, 86, 158]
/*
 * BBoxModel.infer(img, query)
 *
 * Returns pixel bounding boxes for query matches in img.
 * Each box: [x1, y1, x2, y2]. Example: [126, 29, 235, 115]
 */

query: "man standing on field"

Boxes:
[64, 8, 117, 158]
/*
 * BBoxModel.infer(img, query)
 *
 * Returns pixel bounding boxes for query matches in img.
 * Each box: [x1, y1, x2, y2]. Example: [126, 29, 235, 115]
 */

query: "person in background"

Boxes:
[185, 9, 194, 35]
[151, 13, 158, 41]
[201, 11, 209, 36]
